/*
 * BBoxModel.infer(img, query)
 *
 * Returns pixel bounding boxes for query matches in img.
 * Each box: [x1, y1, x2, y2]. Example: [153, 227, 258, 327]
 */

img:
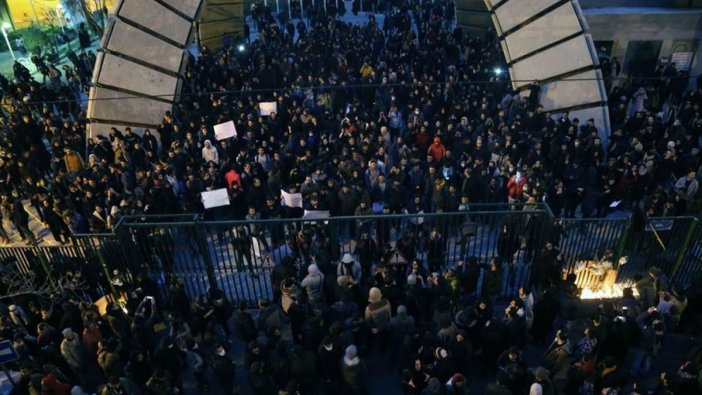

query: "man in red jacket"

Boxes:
[507, 171, 527, 203]
[428, 136, 446, 163]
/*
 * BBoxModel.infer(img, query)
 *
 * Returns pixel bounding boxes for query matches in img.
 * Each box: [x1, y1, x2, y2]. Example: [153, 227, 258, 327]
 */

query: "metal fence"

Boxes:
[0, 205, 699, 303]
[0, 235, 120, 301]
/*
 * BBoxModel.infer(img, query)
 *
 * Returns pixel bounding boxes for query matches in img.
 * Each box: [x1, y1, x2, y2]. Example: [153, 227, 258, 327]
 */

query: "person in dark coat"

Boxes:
[497, 215, 520, 263]
[78, 24, 91, 49]
[482, 259, 503, 306]
[263, 339, 289, 389]
[430, 347, 453, 383]
[531, 287, 559, 344]
[271, 256, 295, 302]
[496, 346, 528, 394]
[233, 302, 258, 343]
[210, 342, 235, 394]
[249, 361, 275, 395]
[341, 345, 368, 394]
[244, 340, 266, 369]
[10, 192, 36, 244]
[289, 345, 318, 393]
[208, 287, 233, 337]
[317, 336, 342, 394]
[477, 316, 507, 377]
[41, 199, 70, 243]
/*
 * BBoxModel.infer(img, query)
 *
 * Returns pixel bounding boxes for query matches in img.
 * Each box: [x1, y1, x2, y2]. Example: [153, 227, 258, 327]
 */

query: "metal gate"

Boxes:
[1, 207, 699, 304]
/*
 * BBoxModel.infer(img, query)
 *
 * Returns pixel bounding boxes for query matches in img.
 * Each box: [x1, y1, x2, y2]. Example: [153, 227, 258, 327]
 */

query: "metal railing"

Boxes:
[0, 204, 699, 303]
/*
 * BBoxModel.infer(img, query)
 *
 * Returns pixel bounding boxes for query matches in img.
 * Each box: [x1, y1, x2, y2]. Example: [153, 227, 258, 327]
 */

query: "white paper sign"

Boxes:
[251, 236, 264, 258]
[671, 52, 693, 71]
[259, 102, 277, 116]
[281, 190, 303, 208]
[303, 210, 330, 220]
[491, 153, 502, 164]
[201, 188, 230, 209]
[214, 121, 237, 140]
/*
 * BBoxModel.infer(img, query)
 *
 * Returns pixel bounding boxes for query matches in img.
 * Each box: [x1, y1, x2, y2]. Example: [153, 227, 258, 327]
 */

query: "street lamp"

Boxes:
[1, 23, 14, 61]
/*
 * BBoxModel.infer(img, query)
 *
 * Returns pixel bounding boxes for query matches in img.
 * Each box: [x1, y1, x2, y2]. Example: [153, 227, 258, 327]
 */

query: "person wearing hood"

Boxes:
[201, 139, 219, 164]
[365, 287, 392, 351]
[391, 305, 416, 340]
[107, 205, 121, 231]
[60, 328, 87, 386]
[341, 345, 368, 394]
[337, 253, 363, 287]
[301, 263, 325, 303]
[445, 373, 469, 394]
[428, 136, 446, 163]
[497, 346, 528, 394]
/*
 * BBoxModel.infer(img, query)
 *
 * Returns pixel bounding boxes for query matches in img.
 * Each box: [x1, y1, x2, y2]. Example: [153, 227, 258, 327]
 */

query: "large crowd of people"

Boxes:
[1, 247, 702, 394]
[0, 0, 698, 246]
[0, 0, 700, 394]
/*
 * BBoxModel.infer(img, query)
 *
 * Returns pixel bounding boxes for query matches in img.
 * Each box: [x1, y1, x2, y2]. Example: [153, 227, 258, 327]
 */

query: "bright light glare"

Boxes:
[1, 23, 11, 31]
[580, 282, 637, 300]
[238, 44, 245, 52]
[493, 67, 503, 76]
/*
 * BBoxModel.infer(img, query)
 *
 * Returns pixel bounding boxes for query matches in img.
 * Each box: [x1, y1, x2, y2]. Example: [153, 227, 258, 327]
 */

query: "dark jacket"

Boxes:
[289, 349, 318, 388]
[341, 358, 367, 389]
[482, 269, 503, 297]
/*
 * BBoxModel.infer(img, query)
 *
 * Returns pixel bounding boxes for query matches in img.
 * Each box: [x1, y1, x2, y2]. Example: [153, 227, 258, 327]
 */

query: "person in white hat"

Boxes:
[337, 253, 362, 286]
[8, 304, 30, 329]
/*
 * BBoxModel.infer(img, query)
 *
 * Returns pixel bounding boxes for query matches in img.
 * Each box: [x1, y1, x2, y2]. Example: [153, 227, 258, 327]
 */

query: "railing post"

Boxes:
[91, 239, 120, 302]
[613, 215, 632, 270]
[113, 222, 141, 269]
[193, 220, 218, 289]
[670, 217, 699, 282]
[35, 248, 55, 286]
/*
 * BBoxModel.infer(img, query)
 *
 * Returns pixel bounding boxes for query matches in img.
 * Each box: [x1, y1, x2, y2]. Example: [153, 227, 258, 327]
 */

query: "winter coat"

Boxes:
[289, 350, 318, 388]
[301, 270, 325, 302]
[482, 269, 503, 297]
[60, 336, 85, 371]
[341, 356, 367, 389]
[365, 299, 392, 331]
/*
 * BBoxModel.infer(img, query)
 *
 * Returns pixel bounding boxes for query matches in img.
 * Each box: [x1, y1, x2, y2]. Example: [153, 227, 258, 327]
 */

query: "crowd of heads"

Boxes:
[0, 240, 701, 394]
[0, 0, 699, 393]
[0, 0, 699, 248]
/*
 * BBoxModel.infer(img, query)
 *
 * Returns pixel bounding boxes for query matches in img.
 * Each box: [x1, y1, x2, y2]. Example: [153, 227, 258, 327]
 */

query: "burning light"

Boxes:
[580, 282, 638, 300]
